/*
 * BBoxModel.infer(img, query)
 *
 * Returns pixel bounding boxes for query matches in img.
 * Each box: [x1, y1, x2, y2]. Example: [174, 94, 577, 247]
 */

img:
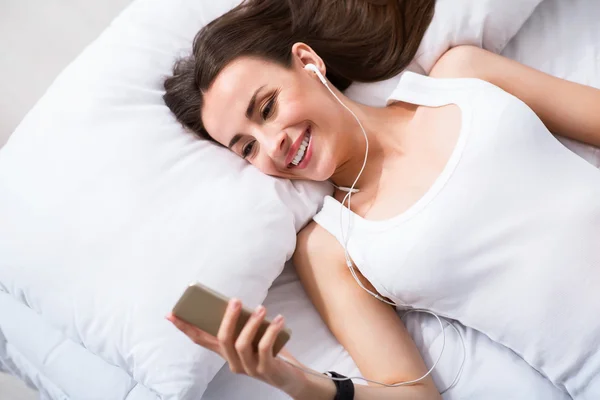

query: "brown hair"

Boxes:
[163, 0, 435, 140]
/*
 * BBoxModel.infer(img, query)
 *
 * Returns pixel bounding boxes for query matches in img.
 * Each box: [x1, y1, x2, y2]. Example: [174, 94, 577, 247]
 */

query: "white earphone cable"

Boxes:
[294, 65, 466, 392]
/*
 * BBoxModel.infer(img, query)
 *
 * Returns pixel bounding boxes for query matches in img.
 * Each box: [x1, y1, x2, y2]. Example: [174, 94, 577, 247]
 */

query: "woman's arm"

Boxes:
[430, 45, 600, 148]
[292, 222, 440, 399]
[167, 221, 439, 399]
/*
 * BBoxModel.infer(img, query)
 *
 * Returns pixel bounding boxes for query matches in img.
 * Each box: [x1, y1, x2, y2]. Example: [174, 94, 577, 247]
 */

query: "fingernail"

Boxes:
[230, 299, 241, 310]
[254, 305, 265, 316]
[273, 315, 284, 324]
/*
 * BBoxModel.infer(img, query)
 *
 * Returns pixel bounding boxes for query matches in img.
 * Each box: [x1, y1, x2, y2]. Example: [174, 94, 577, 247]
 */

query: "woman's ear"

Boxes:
[292, 42, 326, 77]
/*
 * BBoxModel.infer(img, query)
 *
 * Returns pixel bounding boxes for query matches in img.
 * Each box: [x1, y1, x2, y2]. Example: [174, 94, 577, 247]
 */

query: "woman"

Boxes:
[164, 0, 600, 398]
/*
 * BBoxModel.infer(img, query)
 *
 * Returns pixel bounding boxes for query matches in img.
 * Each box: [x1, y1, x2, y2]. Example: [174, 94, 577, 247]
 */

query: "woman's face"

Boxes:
[201, 49, 351, 182]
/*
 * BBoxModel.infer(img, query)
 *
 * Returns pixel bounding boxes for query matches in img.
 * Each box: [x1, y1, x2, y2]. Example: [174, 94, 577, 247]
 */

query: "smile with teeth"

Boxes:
[290, 129, 311, 167]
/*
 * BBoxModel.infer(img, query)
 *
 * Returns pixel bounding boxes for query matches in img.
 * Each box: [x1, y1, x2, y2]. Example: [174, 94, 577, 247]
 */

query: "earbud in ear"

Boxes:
[304, 64, 328, 86]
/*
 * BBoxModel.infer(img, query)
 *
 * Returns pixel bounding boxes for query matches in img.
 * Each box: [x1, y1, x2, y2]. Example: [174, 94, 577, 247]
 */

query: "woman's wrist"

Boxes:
[286, 370, 336, 400]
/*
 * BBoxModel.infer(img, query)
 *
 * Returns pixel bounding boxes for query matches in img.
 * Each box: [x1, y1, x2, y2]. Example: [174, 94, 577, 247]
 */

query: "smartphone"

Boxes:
[172, 282, 291, 356]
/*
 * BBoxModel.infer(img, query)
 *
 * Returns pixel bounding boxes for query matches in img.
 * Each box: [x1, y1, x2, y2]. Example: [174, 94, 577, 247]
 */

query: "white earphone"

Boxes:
[304, 63, 328, 85]
[304, 64, 360, 194]
[278, 63, 465, 393]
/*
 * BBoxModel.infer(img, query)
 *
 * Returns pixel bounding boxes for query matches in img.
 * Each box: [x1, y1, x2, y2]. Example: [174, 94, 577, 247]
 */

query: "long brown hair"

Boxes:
[163, 0, 435, 140]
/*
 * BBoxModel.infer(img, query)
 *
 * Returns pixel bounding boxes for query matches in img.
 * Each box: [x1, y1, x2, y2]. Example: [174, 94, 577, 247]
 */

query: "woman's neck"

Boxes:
[329, 100, 415, 191]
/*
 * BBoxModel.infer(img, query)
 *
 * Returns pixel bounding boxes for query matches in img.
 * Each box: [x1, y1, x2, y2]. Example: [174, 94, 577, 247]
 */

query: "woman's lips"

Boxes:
[286, 125, 311, 169]
[285, 126, 310, 167]
[295, 129, 312, 170]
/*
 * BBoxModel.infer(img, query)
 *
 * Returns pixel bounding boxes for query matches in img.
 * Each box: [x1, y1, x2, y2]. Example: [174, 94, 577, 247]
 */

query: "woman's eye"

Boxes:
[242, 140, 256, 159]
[261, 95, 276, 120]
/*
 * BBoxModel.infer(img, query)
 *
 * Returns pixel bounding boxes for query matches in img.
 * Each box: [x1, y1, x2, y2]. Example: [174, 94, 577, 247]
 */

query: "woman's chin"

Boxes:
[304, 170, 335, 183]
[275, 160, 333, 182]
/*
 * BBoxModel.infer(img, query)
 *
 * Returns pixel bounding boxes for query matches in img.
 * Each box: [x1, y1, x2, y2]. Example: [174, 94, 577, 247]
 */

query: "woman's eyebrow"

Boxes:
[228, 85, 267, 149]
[245, 85, 266, 119]
[228, 133, 243, 149]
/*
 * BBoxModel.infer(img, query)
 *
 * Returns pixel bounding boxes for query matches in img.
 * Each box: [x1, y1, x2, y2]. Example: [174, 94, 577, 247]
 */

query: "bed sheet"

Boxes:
[502, 0, 600, 167]
[202, 0, 600, 398]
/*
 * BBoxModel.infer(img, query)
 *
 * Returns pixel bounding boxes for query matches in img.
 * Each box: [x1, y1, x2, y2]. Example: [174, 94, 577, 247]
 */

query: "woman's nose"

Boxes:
[265, 131, 286, 159]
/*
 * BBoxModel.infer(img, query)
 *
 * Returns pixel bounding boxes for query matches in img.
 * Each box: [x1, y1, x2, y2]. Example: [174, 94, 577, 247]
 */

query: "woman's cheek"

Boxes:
[276, 102, 303, 124]
[278, 89, 315, 122]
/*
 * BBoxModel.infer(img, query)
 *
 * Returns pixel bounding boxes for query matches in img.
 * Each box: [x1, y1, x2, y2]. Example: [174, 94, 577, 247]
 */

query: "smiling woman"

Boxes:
[164, 0, 434, 184]
[198, 50, 369, 183]
[163, 0, 434, 139]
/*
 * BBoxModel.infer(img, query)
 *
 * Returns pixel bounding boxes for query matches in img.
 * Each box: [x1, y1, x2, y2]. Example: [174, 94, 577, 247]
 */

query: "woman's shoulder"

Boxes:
[429, 45, 488, 79]
[294, 221, 345, 266]
[421, 46, 511, 103]
[428, 45, 516, 89]
[296, 220, 341, 253]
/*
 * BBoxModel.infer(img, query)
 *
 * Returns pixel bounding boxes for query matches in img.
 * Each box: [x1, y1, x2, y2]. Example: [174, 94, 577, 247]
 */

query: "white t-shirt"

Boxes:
[314, 72, 600, 399]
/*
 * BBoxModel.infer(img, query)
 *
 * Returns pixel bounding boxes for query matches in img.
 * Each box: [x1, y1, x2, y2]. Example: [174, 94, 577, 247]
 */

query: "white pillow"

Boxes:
[0, 0, 329, 398]
[0, 0, 542, 398]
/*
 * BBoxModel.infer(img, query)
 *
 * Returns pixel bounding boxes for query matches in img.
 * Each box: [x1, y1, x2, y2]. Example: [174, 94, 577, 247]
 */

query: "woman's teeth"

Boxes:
[291, 132, 310, 166]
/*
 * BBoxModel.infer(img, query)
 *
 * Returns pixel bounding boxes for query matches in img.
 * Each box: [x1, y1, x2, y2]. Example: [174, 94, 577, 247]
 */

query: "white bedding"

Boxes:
[203, 0, 600, 398]
[2, 0, 599, 399]
[0, 266, 569, 400]
[503, 0, 600, 168]
[0, 292, 157, 400]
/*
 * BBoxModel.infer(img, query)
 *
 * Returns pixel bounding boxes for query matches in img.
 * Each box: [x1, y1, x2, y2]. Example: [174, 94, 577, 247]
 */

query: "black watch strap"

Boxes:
[326, 371, 355, 400]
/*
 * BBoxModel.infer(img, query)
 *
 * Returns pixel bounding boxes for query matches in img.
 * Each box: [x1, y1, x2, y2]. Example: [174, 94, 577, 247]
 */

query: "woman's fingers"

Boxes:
[168, 301, 286, 381]
[166, 313, 220, 353]
[217, 298, 244, 373]
[235, 305, 266, 376]
[256, 314, 285, 376]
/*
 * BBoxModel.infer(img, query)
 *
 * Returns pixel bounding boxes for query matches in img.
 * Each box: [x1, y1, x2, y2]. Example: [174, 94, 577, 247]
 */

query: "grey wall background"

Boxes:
[0, 0, 134, 148]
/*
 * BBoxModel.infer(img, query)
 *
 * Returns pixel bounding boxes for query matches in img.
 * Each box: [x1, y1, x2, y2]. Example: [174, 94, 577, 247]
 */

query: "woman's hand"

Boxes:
[166, 299, 308, 396]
